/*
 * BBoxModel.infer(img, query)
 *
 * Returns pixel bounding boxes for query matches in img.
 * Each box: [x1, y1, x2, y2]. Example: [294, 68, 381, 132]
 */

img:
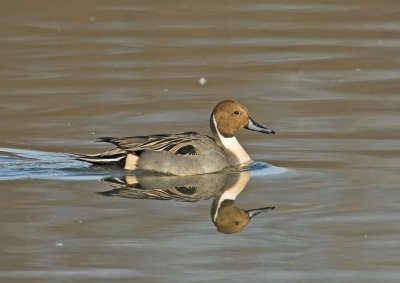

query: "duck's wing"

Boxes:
[75, 131, 213, 165]
[98, 173, 227, 201]
[98, 185, 201, 202]
[97, 131, 212, 155]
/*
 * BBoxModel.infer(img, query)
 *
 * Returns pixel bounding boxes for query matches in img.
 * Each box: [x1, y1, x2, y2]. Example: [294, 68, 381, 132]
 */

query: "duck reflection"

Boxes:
[99, 171, 274, 234]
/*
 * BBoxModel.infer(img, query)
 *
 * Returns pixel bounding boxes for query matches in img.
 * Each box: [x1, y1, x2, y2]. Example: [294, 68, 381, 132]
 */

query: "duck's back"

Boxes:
[79, 131, 231, 175]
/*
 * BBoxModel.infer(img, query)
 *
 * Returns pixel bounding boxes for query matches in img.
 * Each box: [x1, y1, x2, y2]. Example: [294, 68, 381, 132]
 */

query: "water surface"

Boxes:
[1, 0, 399, 282]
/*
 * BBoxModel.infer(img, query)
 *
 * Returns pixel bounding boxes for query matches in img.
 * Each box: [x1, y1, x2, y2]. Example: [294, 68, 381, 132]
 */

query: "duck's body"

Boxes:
[100, 171, 275, 234]
[77, 100, 275, 175]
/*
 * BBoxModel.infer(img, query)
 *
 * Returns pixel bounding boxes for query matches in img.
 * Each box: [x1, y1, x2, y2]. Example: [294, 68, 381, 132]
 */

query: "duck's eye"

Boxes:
[234, 111, 240, 115]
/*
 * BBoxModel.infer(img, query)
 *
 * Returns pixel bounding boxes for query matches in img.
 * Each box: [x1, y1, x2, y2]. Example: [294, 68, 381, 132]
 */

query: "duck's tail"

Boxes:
[75, 148, 127, 166]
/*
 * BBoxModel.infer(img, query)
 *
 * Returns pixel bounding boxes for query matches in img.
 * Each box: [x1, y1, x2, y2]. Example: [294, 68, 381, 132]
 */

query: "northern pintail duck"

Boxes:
[77, 100, 275, 175]
[100, 171, 275, 234]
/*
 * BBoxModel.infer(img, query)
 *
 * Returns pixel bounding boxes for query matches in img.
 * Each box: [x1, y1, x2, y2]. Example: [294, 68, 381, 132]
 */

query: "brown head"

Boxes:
[211, 100, 275, 138]
[213, 200, 276, 234]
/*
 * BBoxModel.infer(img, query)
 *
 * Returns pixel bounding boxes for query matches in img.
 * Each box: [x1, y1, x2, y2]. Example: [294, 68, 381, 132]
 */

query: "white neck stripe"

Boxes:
[212, 115, 251, 165]
[213, 172, 250, 222]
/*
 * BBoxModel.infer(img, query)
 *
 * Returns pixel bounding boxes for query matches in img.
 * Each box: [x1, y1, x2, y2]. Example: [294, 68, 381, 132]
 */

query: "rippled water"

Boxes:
[1, 0, 399, 282]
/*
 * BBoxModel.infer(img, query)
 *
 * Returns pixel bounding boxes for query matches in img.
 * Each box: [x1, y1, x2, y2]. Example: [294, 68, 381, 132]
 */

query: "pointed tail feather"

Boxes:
[75, 148, 128, 166]
[76, 154, 126, 165]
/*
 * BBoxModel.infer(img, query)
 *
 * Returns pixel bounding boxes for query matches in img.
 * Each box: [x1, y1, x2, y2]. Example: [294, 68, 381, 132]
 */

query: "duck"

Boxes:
[77, 100, 275, 175]
[99, 171, 275, 234]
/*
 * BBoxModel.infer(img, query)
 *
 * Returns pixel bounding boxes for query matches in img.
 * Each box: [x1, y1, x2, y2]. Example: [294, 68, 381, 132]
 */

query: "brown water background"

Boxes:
[1, 1, 399, 282]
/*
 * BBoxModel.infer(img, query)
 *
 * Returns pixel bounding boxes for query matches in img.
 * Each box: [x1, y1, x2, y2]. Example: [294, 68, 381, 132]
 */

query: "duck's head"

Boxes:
[212, 100, 275, 137]
[213, 200, 276, 234]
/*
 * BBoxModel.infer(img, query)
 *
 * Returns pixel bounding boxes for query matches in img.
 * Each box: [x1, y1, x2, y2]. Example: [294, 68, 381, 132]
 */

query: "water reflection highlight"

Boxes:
[100, 171, 275, 234]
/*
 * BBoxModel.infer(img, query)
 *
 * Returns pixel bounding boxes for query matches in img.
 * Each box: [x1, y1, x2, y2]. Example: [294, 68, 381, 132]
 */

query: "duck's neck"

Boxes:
[210, 114, 251, 165]
[211, 172, 250, 222]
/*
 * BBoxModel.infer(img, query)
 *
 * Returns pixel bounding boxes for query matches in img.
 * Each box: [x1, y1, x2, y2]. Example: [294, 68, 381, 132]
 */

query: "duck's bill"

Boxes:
[247, 206, 275, 219]
[245, 117, 275, 134]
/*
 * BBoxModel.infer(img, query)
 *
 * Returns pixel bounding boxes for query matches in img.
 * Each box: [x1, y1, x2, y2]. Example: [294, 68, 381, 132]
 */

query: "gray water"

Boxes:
[1, 1, 399, 282]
